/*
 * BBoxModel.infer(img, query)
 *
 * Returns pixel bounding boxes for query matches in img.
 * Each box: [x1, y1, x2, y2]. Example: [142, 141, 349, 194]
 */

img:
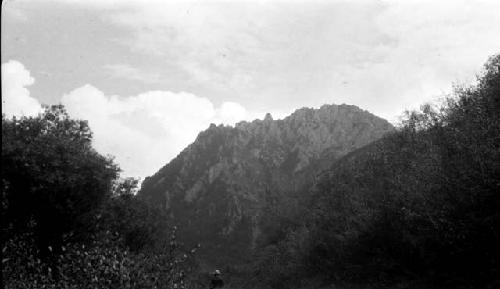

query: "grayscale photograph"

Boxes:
[2, 0, 499, 288]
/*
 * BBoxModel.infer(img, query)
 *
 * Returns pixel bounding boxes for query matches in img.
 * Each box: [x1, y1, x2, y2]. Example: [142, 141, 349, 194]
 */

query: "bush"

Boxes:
[2, 227, 199, 289]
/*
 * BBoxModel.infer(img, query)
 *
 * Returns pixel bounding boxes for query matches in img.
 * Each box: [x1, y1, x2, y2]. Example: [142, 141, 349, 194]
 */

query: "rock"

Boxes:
[138, 103, 394, 267]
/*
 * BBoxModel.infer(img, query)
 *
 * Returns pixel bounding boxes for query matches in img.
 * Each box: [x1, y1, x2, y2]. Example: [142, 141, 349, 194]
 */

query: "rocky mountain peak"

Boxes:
[138, 103, 394, 267]
[264, 112, 273, 122]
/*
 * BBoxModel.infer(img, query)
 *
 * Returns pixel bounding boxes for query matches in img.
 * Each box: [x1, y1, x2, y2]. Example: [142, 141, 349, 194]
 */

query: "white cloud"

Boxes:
[5, 1, 500, 179]
[1, 60, 43, 118]
[61, 84, 263, 179]
[102, 0, 500, 122]
[214, 102, 248, 125]
[3, 4, 28, 22]
[0, 60, 285, 180]
[366, 0, 500, 121]
[103, 64, 163, 84]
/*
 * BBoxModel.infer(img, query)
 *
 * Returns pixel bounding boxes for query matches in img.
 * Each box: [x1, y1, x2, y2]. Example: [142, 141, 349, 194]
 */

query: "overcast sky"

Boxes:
[2, 0, 500, 179]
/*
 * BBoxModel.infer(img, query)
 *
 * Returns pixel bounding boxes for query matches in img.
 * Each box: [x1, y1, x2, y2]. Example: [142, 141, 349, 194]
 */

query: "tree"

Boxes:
[2, 105, 119, 257]
[252, 54, 500, 289]
[302, 54, 500, 287]
[99, 177, 171, 252]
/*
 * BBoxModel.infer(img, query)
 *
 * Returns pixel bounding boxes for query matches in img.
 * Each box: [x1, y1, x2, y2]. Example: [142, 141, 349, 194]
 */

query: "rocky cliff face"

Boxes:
[138, 104, 394, 267]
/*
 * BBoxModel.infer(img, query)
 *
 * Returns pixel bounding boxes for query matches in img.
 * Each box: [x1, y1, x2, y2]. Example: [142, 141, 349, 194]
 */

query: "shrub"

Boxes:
[2, 227, 199, 289]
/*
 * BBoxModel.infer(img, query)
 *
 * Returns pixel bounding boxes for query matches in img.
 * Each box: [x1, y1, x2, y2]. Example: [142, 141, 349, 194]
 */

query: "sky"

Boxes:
[2, 0, 500, 180]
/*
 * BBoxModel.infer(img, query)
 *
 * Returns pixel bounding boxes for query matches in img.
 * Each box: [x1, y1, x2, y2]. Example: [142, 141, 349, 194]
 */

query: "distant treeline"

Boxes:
[251, 55, 499, 289]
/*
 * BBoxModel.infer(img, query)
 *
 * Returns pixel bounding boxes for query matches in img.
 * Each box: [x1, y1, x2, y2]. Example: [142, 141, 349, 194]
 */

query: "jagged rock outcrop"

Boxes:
[138, 104, 394, 267]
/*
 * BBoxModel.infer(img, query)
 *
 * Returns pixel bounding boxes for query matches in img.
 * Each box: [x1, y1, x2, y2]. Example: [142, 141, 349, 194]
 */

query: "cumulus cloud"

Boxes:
[214, 102, 248, 125]
[1, 60, 43, 118]
[1, 60, 285, 180]
[61, 84, 261, 179]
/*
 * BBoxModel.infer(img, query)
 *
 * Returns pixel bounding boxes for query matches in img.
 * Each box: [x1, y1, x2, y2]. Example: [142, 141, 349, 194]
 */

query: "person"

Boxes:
[209, 269, 224, 289]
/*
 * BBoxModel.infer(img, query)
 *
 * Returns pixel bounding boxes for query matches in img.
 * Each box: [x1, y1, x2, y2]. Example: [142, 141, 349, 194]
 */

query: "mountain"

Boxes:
[138, 103, 394, 268]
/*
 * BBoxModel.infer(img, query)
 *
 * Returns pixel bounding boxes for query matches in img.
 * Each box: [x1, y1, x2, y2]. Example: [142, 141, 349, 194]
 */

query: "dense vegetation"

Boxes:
[2, 106, 199, 288]
[251, 55, 500, 289]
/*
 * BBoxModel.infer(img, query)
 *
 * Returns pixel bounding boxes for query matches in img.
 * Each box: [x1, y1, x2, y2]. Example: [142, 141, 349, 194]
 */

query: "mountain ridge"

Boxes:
[138, 103, 394, 267]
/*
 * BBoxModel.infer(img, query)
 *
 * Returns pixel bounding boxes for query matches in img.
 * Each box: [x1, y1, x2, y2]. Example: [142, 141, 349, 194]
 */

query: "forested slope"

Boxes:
[252, 55, 500, 289]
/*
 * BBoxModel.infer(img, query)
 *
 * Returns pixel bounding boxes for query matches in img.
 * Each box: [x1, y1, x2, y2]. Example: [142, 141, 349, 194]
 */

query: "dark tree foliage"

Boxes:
[100, 177, 171, 252]
[2, 105, 119, 257]
[251, 55, 500, 289]
[2, 106, 200, 289]
[307, 55, 500, 287]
